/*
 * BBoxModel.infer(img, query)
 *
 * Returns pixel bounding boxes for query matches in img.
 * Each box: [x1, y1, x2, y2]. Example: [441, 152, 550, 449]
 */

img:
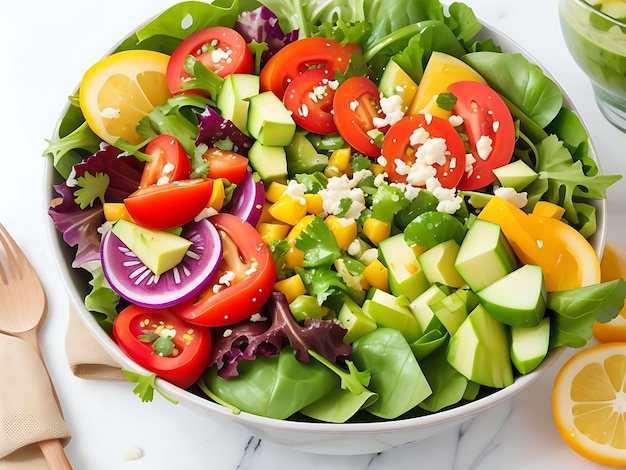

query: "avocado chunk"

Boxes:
[247, 91, 296, 146]
[409, 284, 449, 334]
[492, 159, 538, 191]
[337, 296, 377, 344]
[447, 304, 514, 388]
[248, 140, 288, 183]
[454, 218, 518, 292]
[510, 317, 551, 374]
[217, 73, 260, 135]
[378, 233, 430, 301]
[418, 239, 466, 288]
[431, 290, 470, 336]
[477, 264, 547, 327]
[362, 288, 421, 342]
[111, 219, 191, 275]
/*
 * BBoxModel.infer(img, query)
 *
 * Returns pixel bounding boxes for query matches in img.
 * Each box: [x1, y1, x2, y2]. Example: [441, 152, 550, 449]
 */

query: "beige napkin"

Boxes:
[0, 333, 72, 469]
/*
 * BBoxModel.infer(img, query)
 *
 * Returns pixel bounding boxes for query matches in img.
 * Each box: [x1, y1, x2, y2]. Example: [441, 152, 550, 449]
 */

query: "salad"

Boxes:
[46, 0, 626, 422]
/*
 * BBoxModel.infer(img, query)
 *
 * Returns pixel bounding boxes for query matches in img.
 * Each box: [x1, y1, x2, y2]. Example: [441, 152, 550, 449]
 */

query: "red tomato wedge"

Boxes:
[113, 304, 213, 388]
[124, 178, 214, 230]
[381, 114, 466, 189]
[448, 81, 516, 190]
[260, 37, 356, 99]
[167, 26, 253, 95]
[283, 68, 338, 135]
[171, 213, 276, 327]
[140, 134, 191, 188]
[333, 76, 385, 156]
[202, 147, 249, 185]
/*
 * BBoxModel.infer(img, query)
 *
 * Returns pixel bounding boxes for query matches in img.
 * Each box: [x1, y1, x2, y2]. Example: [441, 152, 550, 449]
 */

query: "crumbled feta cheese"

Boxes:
[448, 114, 464, 127]
[415, 137, 448, 166]
[492, 120, 500, 133]
[319, 173, 367, 220]
[372, 95, 404, 128]
[494, 186, 528, 208]
[426, 177, 463, 214]
[101, 107, 120, 119]
[285, 179, 308, 205]
[349, 100, 359, 111]
[409, 127, 430, 146]
[360, 248, 378, 265]
[464, 152, 477, 176]
[476, 135, 493, 160]
[211, 47, 233, 64]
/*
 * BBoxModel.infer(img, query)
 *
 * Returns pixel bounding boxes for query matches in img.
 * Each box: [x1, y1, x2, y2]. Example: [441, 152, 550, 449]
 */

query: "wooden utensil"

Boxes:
[0, 223, 72, 469]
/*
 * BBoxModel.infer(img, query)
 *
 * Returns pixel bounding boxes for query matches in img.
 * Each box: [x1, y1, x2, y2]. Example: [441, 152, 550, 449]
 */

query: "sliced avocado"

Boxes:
[247, 91, 296, 146]
[510, 317, 551, 374]
[111, 219, 191, 275]
[216, 73, 260, 134]
[363, 288, 421, 342]
[431, 290, 469, 336]
[248, 140, 288, 183]
[409, 284, 449, 334]
[418, 239, 466, 288]
[477, 264, 547, 327]
[378, 233, 430, 301]
[337, 296, 377, 344]
[446, 304, 514, 389]
[492, 159, 538, 191]
[454, 218, 518, 292]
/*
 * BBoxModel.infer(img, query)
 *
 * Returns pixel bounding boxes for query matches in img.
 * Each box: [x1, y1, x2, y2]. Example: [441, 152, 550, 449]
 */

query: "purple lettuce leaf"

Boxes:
[48, 144, 144, 267]
[209, 291, 351, 378]
[234, 5, 299, 65]
[196, 107, 253, 156]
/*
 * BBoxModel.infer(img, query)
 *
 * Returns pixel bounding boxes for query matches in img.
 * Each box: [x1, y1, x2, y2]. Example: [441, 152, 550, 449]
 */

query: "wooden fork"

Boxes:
[0, 223, 72, 469]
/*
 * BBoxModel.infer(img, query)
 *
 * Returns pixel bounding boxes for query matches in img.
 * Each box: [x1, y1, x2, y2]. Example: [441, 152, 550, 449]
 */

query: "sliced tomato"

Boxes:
[333, 76, 385, 157]
[448, 81, 516, 190]
[167, 26, 253, 95]
[283, 68, 338, 135]
[202, 147, 249, 185]
[380, 114, 466, 189]
[260, 37, 356, 99]
[140, 134, 191, 188]
[124, 178, 214, 230]
[171, 213, 276, 327]
[112, 304, 212, 388]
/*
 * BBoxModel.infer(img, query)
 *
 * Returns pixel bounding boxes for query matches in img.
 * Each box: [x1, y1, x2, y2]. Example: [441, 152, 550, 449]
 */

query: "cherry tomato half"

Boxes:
[167, 26, 253, 95]
[202, 147, 249, 185]
[448, 81, 516, 190]
[140, 134, 191, 188]
[124, 178, 214, 230]
[333, 76, 385, 157]
[260, 37, 356, 99]
[171, 213, 276, 327]
[112, 304, 212, 388]
[283, 68, 338, 135]
[381, 114, 466, 189]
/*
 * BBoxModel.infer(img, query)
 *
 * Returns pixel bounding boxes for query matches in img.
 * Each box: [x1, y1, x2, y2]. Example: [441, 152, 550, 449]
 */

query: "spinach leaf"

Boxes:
[462, 51, 563, 129]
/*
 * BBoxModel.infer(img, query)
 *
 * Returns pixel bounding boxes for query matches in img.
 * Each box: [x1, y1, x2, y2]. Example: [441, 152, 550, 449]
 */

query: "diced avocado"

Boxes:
[363, 288, 421, 342]
[409, 284, 449, 334]
[446, 304, 514, 389]
[289, 294, 324, 322]
[492, 159, 538, 191]
[418, 239, 466, 288]
[454, 218, 518, 292]
[216, 73, 260, 134]
[454, 288, 479, 313]
[477, 264, 547, 327]
[378, 233, 430, 301]
[431, 290, 469, 336]
[510, 317, 550, 374]
[461, 191, 493, 209]
[247, 91, 296, 146]
[337, 296, 377, 344]
[285, 131, 329, 176]
[248, 140, 288, 183]
[378, 58, 418, 112]
[111, 219, 191, 275]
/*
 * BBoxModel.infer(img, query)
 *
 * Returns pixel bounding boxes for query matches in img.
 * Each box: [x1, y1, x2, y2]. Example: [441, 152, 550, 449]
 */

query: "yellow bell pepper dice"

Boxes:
[304, 193, 324, 215]
[325, 215, 358, 251]
[265, 180, 288, 203]
[478, 196, 600, 291]
[274, 274, 307, 304]
[257, 222, 291, 245]
[207, 178, 226, 212]
[268, 194, 308, 225]
[532, 200, 565, 220]
[284, 215, 316, 269]
[103, 202, 134, 223]
[362, 258, 389, 291]
[362, 217, 391, 245]
[327, 148, 352, 173]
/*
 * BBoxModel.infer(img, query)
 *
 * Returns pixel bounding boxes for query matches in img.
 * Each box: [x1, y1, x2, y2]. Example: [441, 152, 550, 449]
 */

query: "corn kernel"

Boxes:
[328, 148, 351, 172]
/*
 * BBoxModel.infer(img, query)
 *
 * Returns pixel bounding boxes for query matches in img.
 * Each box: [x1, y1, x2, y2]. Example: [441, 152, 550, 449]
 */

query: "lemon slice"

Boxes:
[593, 242, 626, 342]
[552, 342, 626, 467]
[79, 49, 171, 145]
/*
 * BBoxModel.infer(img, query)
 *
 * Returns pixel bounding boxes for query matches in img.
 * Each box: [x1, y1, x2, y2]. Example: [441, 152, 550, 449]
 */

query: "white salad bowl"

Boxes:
[44, 14, 606, 456]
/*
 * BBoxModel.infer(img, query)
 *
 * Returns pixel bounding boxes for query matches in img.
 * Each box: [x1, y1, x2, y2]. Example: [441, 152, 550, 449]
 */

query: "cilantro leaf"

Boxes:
[295, 215, 341, 268]
[121, 369, 179, 404]
[74, 172, 110, 209]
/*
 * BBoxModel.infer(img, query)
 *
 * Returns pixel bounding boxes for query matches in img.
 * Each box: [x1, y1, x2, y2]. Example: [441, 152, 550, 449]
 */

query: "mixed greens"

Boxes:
[46, 0, 626, 422]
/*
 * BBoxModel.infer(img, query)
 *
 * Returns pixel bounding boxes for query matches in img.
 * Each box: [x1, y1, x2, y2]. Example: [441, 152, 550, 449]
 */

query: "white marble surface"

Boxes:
[1, 0, 625, 468]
